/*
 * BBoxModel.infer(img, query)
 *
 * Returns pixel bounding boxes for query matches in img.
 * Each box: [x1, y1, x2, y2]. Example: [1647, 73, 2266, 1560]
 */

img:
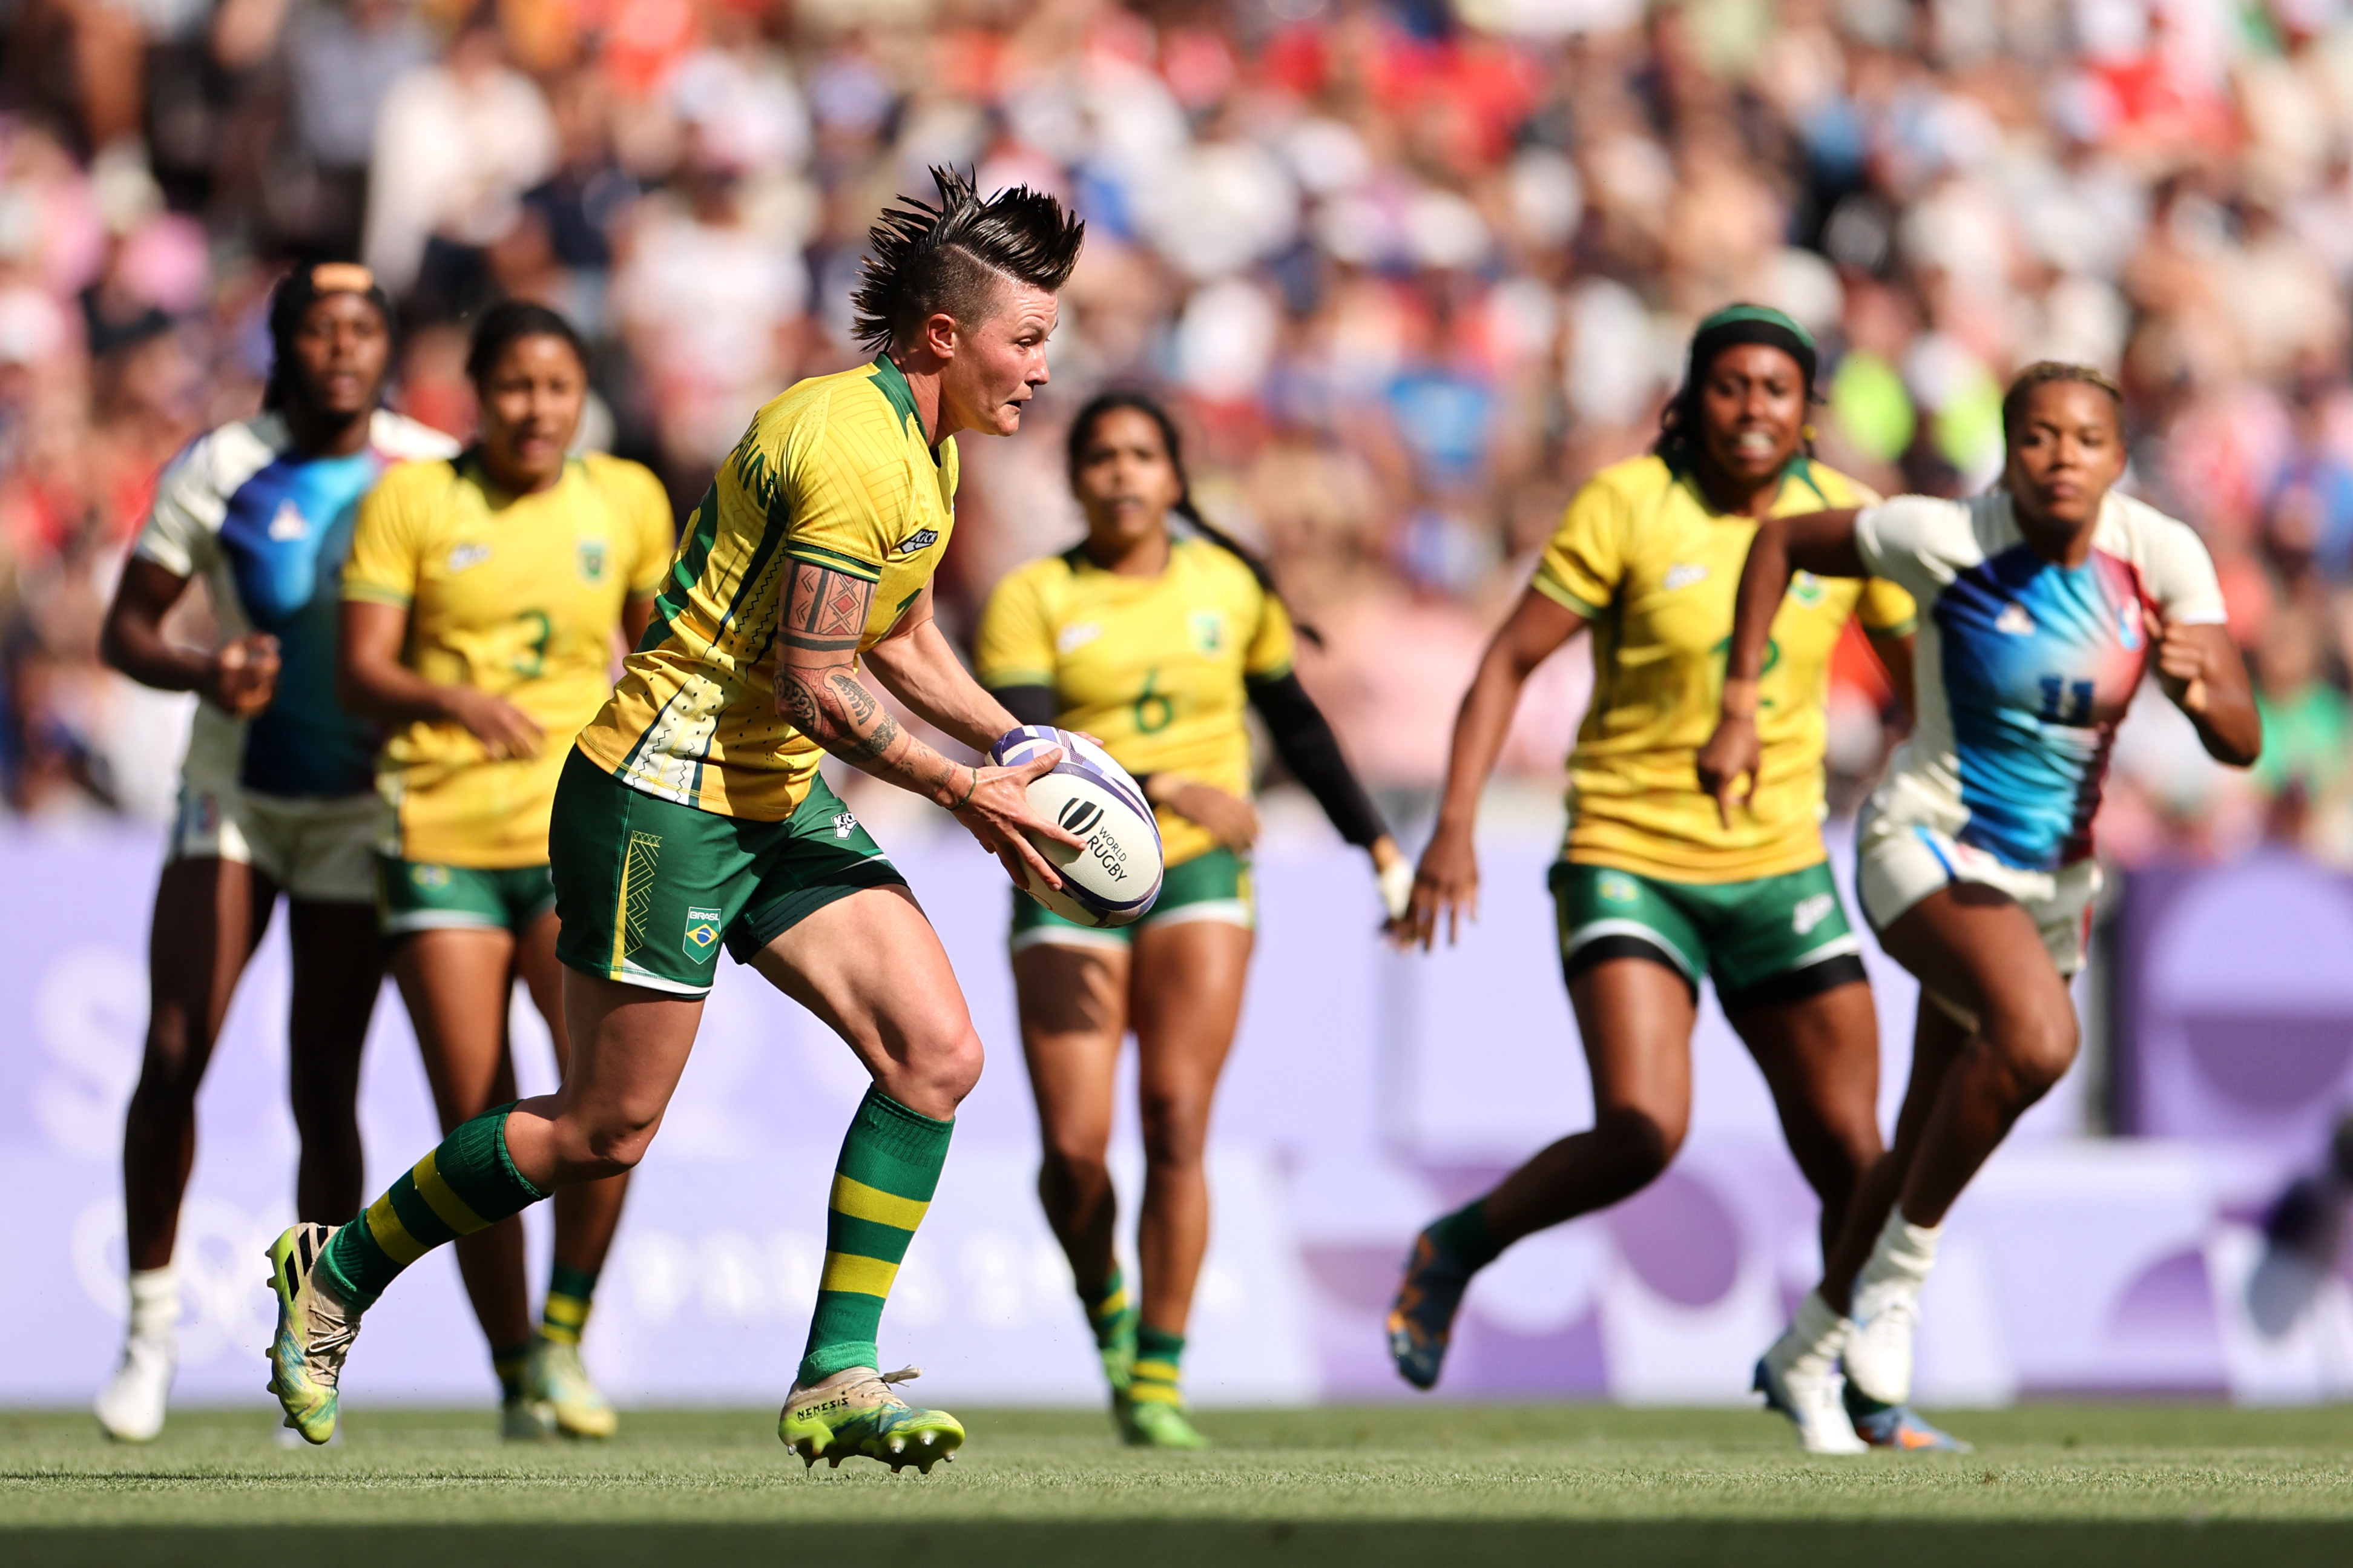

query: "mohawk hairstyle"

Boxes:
[850, 166, 1085, 356]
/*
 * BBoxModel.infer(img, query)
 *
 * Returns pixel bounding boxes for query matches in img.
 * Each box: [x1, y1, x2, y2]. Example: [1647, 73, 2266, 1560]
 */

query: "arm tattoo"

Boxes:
[775, 563, 966, 803]
[842, 710, 900, 764]
[780, 561, 872, 652]
[777, 674, 823, 733]
[826, 670, 878, 725]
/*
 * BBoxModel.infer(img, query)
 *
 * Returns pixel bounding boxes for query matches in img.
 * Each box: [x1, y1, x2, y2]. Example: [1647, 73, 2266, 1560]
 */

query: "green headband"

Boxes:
[1688, 303, 1818, 392]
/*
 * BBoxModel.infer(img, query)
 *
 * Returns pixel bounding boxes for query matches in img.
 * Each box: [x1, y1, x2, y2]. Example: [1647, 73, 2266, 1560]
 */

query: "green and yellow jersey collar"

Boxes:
[870, 355, 941, 465]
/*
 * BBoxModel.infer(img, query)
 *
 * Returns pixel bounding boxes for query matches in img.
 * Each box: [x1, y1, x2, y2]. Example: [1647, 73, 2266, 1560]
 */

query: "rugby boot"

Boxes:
[780, 1365, 963, 1474]
[1386, 1224, 1475, 1391]
[527, 1335, 618, 1439]
[1846, 1391, 1972, 1454]
[263, 1223, 361, 1446]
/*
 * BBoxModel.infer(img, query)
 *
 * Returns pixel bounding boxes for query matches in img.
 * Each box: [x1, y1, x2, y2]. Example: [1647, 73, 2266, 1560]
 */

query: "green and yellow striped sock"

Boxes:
[541, 1262, 598, 1346]
[796, 1087, 953, 1386]
[320, 1102, 545, 1311]
[1087, 1267, 1137, 1389]
[1086, 1267, 1131, 1346]
[1131, 1325, 1185, 1407]
[492, 1341, 530, 1401]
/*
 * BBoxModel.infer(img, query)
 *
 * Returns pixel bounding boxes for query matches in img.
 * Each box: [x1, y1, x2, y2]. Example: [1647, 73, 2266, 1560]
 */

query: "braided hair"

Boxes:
[1065, 389, 1321, 647]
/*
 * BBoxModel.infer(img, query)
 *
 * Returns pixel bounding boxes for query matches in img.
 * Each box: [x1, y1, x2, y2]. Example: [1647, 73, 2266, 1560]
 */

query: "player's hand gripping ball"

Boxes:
[989, 726, 1162, 927]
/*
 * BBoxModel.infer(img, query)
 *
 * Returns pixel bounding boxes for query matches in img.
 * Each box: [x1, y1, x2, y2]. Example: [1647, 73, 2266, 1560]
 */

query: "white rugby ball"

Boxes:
[988, 726, 1162, 927]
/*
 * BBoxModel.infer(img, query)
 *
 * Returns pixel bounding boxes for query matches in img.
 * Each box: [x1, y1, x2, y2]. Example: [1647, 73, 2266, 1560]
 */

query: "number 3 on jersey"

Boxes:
[515, 609, 551, 679]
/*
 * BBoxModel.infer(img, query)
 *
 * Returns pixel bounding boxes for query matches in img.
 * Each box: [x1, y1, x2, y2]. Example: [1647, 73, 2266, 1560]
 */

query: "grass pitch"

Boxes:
[4, 1402, 2352, 1565]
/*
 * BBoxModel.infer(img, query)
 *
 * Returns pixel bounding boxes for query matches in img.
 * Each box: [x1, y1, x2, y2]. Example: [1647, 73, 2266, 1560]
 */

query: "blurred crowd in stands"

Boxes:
[4, 0, 2352, 868]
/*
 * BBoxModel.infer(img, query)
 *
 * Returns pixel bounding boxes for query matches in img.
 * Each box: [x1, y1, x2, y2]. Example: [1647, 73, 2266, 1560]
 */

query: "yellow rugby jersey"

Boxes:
[344, 451, 674, 866]
[975, 536, 1294, 869]
[1533, 453, 1915, 883]
[574, 358, 958, 819]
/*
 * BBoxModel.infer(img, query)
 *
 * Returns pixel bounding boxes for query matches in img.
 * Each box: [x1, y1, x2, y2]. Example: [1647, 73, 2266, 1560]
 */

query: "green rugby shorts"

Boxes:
[1009, 846, 1252, 952]
[375, 856, 556, 937]
[1549, 859, 1866, 1014]
[551, 748, 907, 997]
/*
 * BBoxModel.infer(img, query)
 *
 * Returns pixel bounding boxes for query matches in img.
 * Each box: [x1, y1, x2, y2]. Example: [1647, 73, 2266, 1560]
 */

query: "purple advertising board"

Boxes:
[4, 819, 2349, 1415]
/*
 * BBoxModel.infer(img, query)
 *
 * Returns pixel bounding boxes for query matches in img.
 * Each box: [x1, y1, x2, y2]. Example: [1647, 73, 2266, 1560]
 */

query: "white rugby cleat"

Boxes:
[1845, 1273, 1923, 1408]
[1755, 1294, 1866, 1455]
[94, 1334, 174, 1443]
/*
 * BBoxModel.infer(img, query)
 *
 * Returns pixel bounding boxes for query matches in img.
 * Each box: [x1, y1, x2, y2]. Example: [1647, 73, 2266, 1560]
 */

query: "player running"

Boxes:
[92, 264, 455, 1442]
[339, 301, 673, 1438]
[1387, 305, 1950, 1448]
[263, 169, 1088, 1469]
[1700, 362, 2260, 1452]
[976, 390, 1409, 1447]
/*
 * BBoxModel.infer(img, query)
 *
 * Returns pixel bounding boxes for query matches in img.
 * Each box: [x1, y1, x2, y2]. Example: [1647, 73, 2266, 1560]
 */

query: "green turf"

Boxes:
[4, 1403, 2351, 1565]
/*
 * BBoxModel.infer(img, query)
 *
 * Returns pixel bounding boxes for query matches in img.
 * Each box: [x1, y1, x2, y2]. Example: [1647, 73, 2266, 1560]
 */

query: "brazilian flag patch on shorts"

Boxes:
[683, 907, 723, 960]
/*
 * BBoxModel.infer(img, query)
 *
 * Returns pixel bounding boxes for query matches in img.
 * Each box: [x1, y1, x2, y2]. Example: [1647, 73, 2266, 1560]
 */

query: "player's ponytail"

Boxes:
[1065, 389, 1322, 647]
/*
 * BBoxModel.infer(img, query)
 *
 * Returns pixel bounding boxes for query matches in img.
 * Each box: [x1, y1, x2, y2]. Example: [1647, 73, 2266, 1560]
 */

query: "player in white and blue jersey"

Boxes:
[1698, 363, 2261, 1453]
[90, 263, 455, 1441]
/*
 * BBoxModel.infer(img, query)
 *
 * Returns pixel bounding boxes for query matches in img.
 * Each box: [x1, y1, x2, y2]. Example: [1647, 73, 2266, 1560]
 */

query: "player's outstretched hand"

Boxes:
[952, 748, 1086, 891]
[448, 687, 545, 761]
[1398, 822, 1478, 951]
[1695, 713, 1760, 831]
[202, 633, 281, 718]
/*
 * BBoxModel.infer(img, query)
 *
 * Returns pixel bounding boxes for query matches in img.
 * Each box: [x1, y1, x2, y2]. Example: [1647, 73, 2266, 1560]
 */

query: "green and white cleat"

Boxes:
[262, 1224, 360, 1446]
[1119, 1397, 1211, 1450]
[780, 1365, 963, 1474]
[526, 1336, 617, 1439]
[500, 1394, 555, 1441]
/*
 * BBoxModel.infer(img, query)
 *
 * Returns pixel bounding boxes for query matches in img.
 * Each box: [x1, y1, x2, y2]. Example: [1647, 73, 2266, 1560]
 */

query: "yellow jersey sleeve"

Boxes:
[1858, 575, 1918, 637]
[611, 458, 676, 598]
[1531, 476, 1627, 619]
[780, 399, 904, 583]
[342, 461, 438, 607]
[974, 562, 1058, 689]
[1243, 581, 1297, 680]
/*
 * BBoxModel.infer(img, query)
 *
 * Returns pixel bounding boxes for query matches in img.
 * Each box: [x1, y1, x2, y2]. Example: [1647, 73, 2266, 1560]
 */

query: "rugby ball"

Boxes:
[988, 726, 1162, 927]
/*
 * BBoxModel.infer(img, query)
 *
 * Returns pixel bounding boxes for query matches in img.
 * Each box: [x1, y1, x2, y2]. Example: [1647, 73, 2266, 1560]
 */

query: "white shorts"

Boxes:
[1855, 816, 2101, 980]
[168, 780, 380, 904]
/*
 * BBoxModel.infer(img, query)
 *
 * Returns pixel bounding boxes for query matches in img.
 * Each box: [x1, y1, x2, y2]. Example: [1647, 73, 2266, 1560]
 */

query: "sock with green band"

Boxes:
[321, 1102, 546, 1312]
[492, 1341, 530, 1402]
[541, 1261, 599, 1346]
[1131, 1325, 1185, 1406]
[1426, 1197, 1502, 1273]
[1085, 1267, 1133, 1347]
[797, 1087, 954, 1386]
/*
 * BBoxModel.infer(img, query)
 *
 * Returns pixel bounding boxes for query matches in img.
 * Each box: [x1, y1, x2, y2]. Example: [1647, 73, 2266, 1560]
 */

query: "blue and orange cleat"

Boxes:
[1386, 1226, 1475, 1391]
[1846, 1391, 1972, 1453]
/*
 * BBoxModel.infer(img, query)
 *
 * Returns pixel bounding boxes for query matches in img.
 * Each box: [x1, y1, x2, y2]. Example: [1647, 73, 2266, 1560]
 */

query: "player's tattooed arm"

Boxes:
[861, 581, 1025, 751]
[775, 559, 966, 805]
[774, 555, 1084, 880]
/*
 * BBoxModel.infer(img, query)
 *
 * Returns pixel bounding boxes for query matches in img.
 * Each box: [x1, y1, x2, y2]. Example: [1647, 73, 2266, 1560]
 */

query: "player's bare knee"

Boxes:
[1593, 1105, 1682, 1190]
[1996, 1003, 2078, 1102]
[568, 1108, 659, 1176]
[1137, 1093, 1209, 1169]
[1039, 1139, 1110, 1195]
[889, 1019, 984, 1113]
